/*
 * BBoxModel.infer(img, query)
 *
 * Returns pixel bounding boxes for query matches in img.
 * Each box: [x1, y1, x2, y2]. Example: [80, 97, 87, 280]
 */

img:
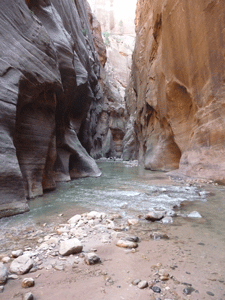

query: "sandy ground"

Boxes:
[1, 202, 225, 300]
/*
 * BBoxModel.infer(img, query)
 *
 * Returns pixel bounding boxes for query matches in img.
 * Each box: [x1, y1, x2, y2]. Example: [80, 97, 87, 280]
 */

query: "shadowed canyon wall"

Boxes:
[0, 0, 108, 217]
[124, 0, 225, 183]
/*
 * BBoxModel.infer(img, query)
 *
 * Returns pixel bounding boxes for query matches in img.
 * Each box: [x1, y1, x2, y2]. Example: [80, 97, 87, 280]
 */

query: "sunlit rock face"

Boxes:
[0, 0, 103, 217]
[124, 0, 225, 183]
[88, 0, 137, 95]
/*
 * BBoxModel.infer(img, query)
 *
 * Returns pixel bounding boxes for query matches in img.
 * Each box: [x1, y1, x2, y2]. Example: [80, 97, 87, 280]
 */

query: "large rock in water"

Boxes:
[0, 0, 103, 217]
[124, 0, 225, 183]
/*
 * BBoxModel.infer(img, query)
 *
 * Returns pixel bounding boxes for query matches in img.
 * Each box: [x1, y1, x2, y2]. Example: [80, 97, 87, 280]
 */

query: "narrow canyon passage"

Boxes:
[0, 0, 225, 299]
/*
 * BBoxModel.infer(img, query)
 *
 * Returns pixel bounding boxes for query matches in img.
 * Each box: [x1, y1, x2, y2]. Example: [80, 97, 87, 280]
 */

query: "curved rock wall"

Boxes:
[0, 0, 104, 217]
[124, 0, 225, 182]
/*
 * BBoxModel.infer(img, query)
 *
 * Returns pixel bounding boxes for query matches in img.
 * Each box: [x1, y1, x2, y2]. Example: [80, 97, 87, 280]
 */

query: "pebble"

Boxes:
[138, 280, 148, 289]
[2, 257, 10, 263]
[21, 278, 35, 288]
[84, 253, 101, 265]
[10, 255, 33, 275]
[132, 279, 141, 285]
[116, 240, 138, 249]
[206, 291, 215, 296]
[124, 236, 139, 243]
[23, 292, 34, 300]
[145, 211, 165, 221]
[0, 285, 4, 293]
[159, 269, 170, 281]
[187, 211, 202, 218]
[183, 287, 195, 295]
[151, 286, 161, 293]
[150, 232, 169, 240]
[127, 219, 139, 226]
[8, 274, 18, 280]
[68, 214, 81, 224]
[11, 250, 23, 258]
[59, 238, 83, 256]
[0, 263, 8, 284]
[162, 217, 173, 224]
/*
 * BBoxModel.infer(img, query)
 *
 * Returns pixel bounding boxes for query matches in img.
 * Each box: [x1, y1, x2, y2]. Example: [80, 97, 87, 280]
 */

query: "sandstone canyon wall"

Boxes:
[0, 0, 107, 218]
[124, 0, 225, 183]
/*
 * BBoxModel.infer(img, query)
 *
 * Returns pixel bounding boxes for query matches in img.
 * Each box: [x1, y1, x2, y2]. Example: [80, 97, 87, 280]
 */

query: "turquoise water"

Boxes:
[0, 160, 209, 228]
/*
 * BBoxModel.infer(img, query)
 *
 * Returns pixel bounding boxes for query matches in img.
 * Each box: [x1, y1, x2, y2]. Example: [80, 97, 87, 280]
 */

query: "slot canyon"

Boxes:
[0, 1, 225, 300]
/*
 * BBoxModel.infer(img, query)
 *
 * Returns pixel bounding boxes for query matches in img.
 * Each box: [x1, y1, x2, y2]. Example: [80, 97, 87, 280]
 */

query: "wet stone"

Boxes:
[151, 286, 161, 293]
[183, 287, 195, 295]
[138, 280, 148, 289]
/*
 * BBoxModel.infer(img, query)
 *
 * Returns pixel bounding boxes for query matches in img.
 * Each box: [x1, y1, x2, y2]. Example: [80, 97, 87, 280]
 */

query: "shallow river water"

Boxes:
[0, 160, 225, 249]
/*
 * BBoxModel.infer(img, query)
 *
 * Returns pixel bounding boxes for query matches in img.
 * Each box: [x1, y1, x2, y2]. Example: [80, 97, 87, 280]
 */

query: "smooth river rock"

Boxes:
[23, 292, 34, 300]
[9, 255, 33, 275]
[21, 278, 35, 288]
[116, 240, 138, 249]
[59, 238, 83, 256]
[84, 253, 101, 265]
[145, 211, 165, 221]
[0, 263, 8, 284]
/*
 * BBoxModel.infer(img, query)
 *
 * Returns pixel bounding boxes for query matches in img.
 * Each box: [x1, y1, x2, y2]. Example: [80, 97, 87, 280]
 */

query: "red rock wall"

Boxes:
[124, 0, 225, 182]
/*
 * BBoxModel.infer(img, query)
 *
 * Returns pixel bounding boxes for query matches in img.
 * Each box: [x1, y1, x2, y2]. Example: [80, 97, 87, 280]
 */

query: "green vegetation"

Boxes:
[103, 32, 110, 46]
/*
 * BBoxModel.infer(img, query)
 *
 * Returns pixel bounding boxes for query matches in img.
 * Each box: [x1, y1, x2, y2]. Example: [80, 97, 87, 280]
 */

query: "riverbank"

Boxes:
[0, 196, 224, 300]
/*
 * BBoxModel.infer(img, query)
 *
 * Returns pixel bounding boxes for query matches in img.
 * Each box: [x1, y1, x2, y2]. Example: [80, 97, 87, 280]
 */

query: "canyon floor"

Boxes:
[0, 191, 225, 300]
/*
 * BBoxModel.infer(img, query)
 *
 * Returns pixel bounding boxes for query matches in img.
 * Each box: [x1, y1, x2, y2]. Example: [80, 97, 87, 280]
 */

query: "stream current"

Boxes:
[0, 160, 225, 256]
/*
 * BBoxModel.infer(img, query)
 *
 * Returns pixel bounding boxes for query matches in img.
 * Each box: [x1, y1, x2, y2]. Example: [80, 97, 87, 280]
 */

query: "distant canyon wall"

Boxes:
[124, 0, 225, 183]
[0, 0, 111, 218]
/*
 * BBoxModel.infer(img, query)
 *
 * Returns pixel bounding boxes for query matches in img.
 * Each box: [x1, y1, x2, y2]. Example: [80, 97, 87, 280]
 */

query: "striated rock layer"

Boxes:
[0, 0, 105, 217]
[124, 0, 225, 183]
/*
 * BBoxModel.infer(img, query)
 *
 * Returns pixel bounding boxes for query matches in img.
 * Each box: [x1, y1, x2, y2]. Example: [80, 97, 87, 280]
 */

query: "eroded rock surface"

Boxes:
[124, 0, 225, 183]
[0, 0, 105, 217]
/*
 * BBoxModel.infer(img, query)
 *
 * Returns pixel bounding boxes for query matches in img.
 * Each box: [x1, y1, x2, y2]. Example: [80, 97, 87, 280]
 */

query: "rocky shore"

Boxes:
[0, 204, 224, 300]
